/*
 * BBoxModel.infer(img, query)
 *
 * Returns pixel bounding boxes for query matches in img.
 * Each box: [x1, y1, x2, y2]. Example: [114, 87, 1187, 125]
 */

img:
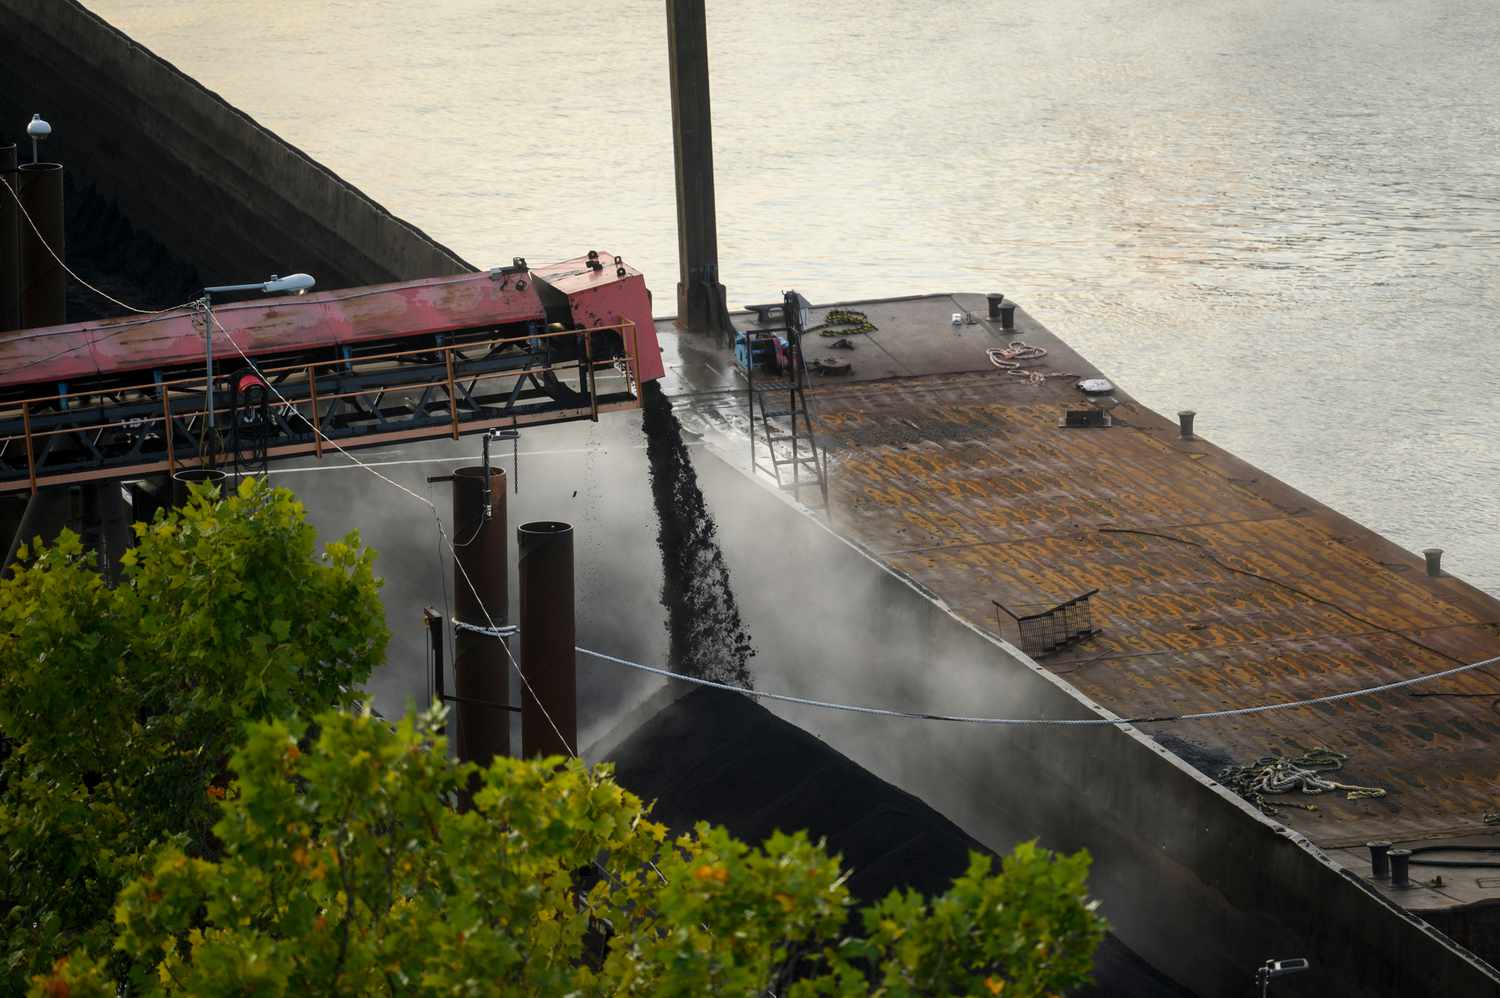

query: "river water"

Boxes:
[84, 0, 1500, 591]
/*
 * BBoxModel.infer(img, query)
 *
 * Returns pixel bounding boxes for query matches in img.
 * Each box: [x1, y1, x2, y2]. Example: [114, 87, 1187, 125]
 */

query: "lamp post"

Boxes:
[199, 273, 315, 436]
[25, 114, 50, 165]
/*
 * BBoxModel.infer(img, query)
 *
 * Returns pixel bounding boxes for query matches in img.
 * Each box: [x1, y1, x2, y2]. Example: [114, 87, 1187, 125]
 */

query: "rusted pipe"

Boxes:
[451, 465, 510, 765]
[17, 161, 64, 329]
[517, 520, 577, 758]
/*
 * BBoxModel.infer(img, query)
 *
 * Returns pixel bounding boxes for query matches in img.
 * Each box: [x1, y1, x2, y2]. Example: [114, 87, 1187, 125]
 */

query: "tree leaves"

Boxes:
[7, 479, 1105, 997]
[0, 480, 387, 990]
[38, 708, 1104, 998]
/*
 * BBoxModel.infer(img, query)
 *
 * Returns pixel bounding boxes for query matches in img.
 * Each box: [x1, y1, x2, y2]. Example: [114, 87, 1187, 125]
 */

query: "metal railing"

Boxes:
[0, 321, 640, 493]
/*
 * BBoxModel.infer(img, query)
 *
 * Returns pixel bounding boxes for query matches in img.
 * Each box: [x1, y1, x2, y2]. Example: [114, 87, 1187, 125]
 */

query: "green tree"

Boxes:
[38, 708, 1105, 997]
[0, 479, 387, 989]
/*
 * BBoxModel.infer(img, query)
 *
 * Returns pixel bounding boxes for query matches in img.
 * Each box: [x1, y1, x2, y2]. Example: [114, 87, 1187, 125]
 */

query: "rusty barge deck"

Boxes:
[655, 294, 1500, 927]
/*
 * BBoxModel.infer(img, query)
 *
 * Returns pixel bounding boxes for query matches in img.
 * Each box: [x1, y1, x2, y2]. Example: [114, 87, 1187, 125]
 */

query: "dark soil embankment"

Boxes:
[641, 382, 755, 688]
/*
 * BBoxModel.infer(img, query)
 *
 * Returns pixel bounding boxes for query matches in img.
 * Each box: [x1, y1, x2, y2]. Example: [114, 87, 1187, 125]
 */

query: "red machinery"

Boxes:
[0, 251, 663, 493]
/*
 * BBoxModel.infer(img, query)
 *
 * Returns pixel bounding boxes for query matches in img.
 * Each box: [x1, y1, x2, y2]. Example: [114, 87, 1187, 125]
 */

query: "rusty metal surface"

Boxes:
[723, 294, 1500, 864]
[517, 520, 578, 759]
[16, 163, 65, 330]
[0, 321, 644, 494]
[1328, 834, 1500, 911]
[0, 255, 668, 392]
[551, 265, 665, 382]
[0, 270, 542, 391]
[451, 466, 510, 766]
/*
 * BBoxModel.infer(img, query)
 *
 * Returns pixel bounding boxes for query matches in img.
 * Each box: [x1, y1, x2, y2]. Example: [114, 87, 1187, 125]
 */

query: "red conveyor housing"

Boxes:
[0, 252, 664, 493]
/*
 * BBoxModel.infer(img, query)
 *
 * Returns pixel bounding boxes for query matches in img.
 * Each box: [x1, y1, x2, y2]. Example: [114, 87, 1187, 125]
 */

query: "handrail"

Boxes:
[3, 321, 643, 494]
[0, 321, 637, 410]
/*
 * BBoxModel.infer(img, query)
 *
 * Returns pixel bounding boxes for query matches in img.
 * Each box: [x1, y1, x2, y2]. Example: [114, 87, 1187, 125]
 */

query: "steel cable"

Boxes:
[208, 311, 577, 759]
[428, 629, 1500, 728]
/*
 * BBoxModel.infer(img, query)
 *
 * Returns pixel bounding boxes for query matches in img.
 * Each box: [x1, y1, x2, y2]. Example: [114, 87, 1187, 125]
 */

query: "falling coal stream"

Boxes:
[641, 382, 755, 689]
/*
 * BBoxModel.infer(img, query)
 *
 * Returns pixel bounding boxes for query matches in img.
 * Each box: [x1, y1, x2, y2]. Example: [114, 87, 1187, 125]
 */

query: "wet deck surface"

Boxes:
[657, 294, 1500, 912]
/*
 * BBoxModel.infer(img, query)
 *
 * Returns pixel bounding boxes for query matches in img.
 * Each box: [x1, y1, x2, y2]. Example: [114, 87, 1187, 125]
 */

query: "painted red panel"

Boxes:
[0, 257, 667, 394]
[0, 323, 115, 387]
[0, 271, 546, 393]
[533, 253, 665, 382]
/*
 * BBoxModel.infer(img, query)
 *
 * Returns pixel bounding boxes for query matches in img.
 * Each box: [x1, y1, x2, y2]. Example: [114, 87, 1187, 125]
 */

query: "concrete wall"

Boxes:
[682, 448, 1500, 998]
[0, 0, 470, 290]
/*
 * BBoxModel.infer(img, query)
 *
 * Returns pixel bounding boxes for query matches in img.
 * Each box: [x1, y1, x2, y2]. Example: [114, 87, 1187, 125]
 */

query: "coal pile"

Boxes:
[641, 382, 755, 689]
[61, 176, 202, 322]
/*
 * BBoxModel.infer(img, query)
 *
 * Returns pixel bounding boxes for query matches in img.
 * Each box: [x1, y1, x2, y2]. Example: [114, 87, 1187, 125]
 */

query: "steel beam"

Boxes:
[82, 481, 130, 583]
[0, 323, 643, 494]
[517, 520, 577, 758]
[1, 484, 69, 577]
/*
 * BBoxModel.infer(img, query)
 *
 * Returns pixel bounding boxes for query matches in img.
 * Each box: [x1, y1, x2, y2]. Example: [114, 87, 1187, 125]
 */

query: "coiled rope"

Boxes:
[986, 341, 1078, 385]
[1219, 748, 1386, 815]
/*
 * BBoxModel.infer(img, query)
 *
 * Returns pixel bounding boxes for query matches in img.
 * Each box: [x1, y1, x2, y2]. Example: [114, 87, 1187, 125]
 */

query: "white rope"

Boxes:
[207, 311, 578, 758]
[986, 341, 1077, 386]
[566, 645, 1500, 728]
[1, 178, 197, 317]
[986, 341, 1047, 369]
[454, 620, 519, 638]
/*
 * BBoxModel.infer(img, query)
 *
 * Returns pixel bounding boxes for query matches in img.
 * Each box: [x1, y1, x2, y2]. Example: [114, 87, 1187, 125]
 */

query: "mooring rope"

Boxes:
[986, 341, 1078, 385]
[1219, 748, 1386, 815]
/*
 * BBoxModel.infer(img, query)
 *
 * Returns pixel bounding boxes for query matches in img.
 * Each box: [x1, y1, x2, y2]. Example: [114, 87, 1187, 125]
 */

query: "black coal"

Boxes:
[641, 382, 755, 689]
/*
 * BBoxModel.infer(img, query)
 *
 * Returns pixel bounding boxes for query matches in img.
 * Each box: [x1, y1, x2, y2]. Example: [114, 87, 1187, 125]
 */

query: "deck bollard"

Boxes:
[987, 293, 1005, 319]
[998, 302, 1017, 330]
[1178, 410, 1196, 439]
[1367, 841, 1391, 879]
[1423, 548, 1444, 578]
[1388, 848, 1411, 887]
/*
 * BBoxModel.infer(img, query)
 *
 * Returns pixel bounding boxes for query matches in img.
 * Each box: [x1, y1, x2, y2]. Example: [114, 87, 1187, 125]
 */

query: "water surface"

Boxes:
[84, 0, 1500, 591]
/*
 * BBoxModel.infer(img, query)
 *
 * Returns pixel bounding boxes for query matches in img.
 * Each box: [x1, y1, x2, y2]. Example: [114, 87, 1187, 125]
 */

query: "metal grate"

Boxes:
[992, 590, 1100, 657]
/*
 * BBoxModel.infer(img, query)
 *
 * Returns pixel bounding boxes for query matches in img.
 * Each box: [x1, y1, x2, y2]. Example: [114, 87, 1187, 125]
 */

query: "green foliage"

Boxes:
[39, 707, 1105, 997]
[0, 479, 387, 989]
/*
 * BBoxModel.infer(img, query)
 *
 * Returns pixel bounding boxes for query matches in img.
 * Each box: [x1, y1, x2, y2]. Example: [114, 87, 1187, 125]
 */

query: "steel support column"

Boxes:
[1, 485, 70, 577]
[82, 481, 130, 583]
[452, 465, 510, 765]
[0, 141, 19, 331]
[666, 0, 728, 336]
[17, 161, 64, 329]
[517, 520, 577, 758]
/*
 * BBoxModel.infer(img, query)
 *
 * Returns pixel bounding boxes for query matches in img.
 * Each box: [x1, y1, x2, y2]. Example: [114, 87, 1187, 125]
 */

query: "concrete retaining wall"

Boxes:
[0, 0, 470, 289]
